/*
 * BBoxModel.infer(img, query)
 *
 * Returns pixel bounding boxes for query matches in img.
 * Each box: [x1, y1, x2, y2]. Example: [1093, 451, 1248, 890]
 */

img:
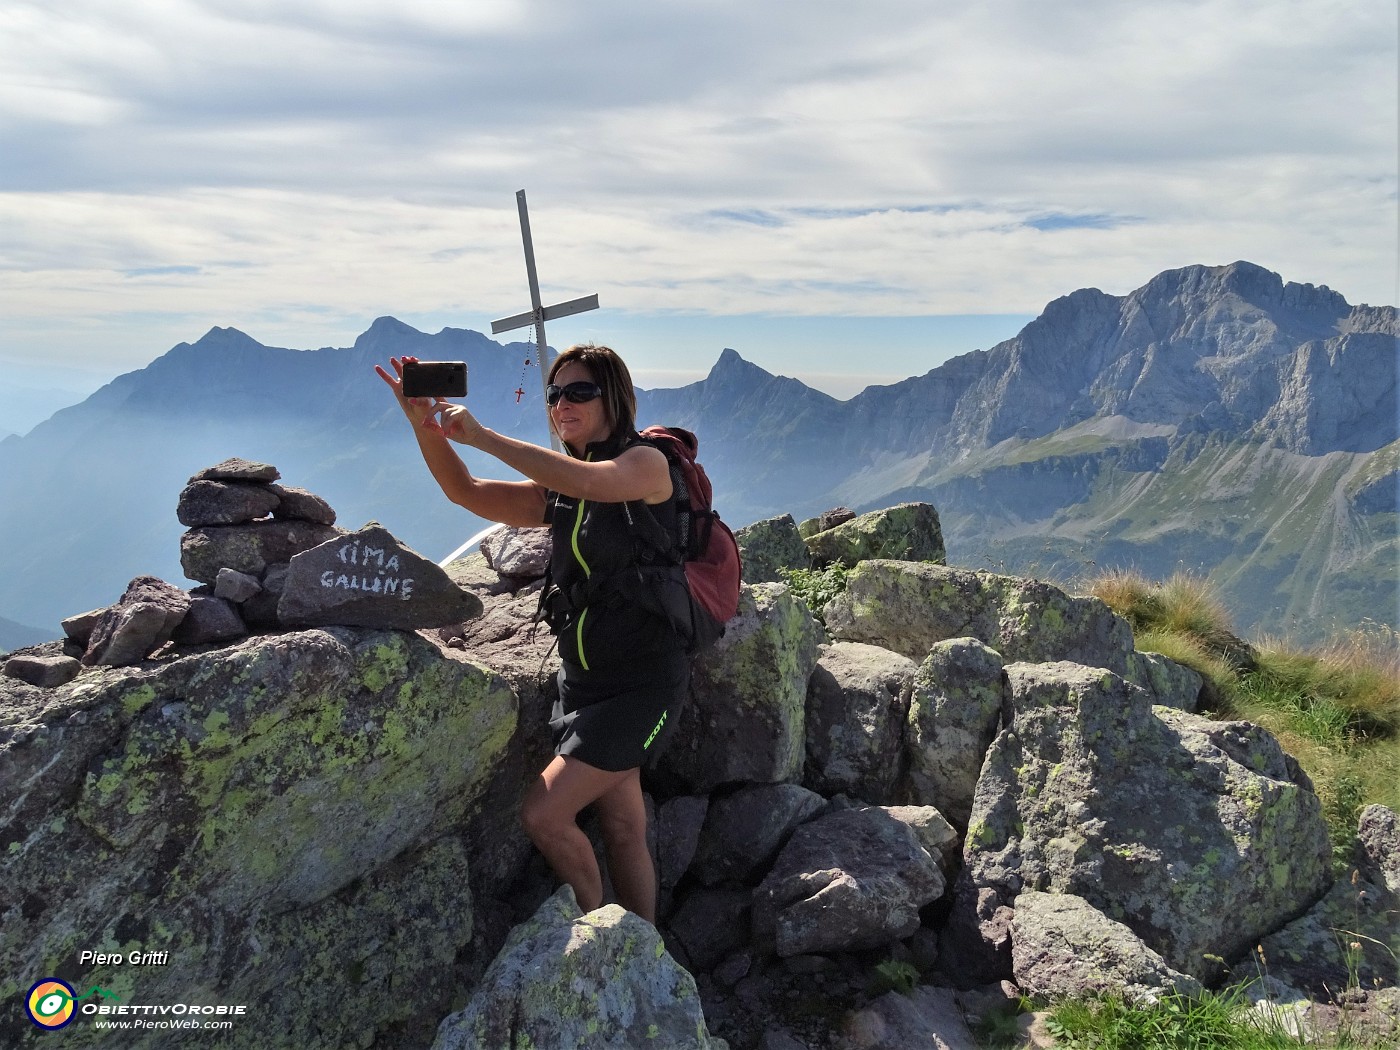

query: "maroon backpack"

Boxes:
[634, 425, 742, 651]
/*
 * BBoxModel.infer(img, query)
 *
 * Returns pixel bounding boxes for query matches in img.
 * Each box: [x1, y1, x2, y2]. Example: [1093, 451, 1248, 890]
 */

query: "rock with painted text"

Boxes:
[278, 522, 483, 629]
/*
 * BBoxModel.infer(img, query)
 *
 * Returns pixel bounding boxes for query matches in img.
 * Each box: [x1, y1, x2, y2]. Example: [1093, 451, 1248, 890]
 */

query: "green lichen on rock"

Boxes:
[804, 502, 946, 568]
[434, 887, 723, 1050]
[662, 583, 824, 791]
[964, 661, 1332, 979]
[825, 561, 1198, 707]
[734, 513, 810, 583]
[1259, 804, 1400, 996]
[0, 626, 515, 1049]
[901, 637, 1005, 829]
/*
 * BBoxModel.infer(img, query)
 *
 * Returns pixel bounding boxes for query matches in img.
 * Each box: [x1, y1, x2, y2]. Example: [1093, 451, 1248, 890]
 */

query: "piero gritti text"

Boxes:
[79, 949, 171, 966]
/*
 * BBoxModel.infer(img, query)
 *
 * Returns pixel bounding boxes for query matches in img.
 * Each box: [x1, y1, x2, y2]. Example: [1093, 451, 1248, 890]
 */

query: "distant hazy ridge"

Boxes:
[1, 261, 1394, 645]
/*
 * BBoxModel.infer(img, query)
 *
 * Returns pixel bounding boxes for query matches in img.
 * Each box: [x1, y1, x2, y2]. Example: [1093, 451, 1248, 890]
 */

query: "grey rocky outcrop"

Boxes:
[826, 560, 1132, 668]
[804, 641, 915, 801]
[805, 502, 946, 568]
[433, 887, 724, 1050]
[753, 806, 946, 957]
[957, 661, 1332, 981]
[2, 626, 517, 1050]
[825, 559, 1202, 709]
[901, 638, 1006, 829]
[1257, 803, 1400, 996]
[3, 474, 1389, 1049]
[661, 583, 825, 792]
[1011, 891, 1203, 1002]
[81, 575, 191, 666]
[734, 513, 811, 583]
[690, 783, 825, 886]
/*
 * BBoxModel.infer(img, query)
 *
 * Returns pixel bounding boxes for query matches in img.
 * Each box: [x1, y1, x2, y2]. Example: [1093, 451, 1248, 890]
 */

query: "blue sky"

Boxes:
[1, 0, 1396, 432]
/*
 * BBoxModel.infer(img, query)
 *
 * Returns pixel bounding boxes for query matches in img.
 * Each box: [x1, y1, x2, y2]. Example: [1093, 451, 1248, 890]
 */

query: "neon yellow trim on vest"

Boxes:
[575, 607, 589, 671]
[571, 449, 593, 669]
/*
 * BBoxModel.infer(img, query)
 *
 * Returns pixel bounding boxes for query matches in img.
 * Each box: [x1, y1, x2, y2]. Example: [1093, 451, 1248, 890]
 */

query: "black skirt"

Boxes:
[551, 649, 689, 772]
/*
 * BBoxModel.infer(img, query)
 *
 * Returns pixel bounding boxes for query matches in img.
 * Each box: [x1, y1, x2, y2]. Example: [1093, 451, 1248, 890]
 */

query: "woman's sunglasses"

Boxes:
[545, 381, 603, 407]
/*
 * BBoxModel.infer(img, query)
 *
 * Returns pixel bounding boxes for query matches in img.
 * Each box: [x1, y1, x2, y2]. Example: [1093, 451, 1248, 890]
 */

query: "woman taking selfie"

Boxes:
[376, 343, 686, 924]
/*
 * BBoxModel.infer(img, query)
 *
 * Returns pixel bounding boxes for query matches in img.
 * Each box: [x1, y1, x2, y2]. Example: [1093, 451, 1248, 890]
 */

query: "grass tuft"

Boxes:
[1083, 570, 1400, 853]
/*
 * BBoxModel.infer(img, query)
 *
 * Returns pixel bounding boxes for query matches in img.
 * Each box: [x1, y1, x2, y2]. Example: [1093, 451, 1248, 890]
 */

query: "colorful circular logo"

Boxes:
[26, 979, 77, 1030]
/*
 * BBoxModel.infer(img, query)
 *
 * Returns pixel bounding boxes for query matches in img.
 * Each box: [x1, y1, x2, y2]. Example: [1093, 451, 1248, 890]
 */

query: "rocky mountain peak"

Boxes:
[186, 325, 272, 354]
[362, 315, 424, 339]
[706, 346, 774, 386]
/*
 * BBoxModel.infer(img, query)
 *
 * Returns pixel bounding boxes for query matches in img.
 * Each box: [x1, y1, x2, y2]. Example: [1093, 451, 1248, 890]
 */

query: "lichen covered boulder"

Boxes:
[1257, 804, 1400, 996]
[753, 806, 946, 957]
[0, 627, 516, 1049]
[825, 561, 1134, 669]
[661, 583, 824, 792]
[804, 641, 914, 801]
[433, 887, 724, 1050]
[1011, 891, 1203, 1002]
[960, 661, 1332, 980]
[901, 637, 1006, 829]
[734, 513, 810, 583]
[804, 502, 945, 569]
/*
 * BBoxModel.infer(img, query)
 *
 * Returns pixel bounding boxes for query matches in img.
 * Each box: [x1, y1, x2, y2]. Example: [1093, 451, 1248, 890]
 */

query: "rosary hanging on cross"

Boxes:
[514, 327, 536, 403]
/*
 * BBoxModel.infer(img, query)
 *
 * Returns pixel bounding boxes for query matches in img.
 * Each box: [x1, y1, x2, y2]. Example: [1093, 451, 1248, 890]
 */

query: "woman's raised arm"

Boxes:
[376, 357, 548, 527]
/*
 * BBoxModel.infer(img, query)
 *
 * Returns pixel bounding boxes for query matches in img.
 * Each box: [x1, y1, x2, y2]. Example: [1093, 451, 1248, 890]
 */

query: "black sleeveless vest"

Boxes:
[542, 434, 686, 672]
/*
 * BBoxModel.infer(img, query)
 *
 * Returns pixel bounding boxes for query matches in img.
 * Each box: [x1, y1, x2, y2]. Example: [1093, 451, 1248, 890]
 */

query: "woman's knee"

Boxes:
[520, 789, 566, 843]
[594, 781, 648, 847]
[597, 807, 647, 850]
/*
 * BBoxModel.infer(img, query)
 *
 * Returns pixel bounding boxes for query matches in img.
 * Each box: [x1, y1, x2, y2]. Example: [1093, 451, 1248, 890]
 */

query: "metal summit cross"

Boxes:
[491, 190, 599, 452]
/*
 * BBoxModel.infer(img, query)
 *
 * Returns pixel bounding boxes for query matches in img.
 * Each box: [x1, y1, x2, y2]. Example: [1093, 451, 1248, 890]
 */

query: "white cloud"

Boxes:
[0, 0, 1394, 378]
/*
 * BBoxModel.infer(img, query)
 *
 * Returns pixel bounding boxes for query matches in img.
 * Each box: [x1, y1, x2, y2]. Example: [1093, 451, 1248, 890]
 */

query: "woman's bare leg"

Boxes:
[592, 768, 657, 923]
[520, 755, 631, 913]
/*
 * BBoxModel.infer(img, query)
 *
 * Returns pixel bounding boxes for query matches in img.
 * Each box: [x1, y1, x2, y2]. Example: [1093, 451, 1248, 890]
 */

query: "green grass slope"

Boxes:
[923, 428, 1397, 643]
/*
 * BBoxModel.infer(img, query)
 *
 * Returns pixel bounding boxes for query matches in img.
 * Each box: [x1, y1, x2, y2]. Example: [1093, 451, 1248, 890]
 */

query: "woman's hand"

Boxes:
[426, 401, 487, 446]
[375, 355, 439, 429]
[375, 355, 487, 445]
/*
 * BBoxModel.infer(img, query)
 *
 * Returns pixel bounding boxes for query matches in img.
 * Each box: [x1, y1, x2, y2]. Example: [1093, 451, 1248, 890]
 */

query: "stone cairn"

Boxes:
[3, 457, 481, 687]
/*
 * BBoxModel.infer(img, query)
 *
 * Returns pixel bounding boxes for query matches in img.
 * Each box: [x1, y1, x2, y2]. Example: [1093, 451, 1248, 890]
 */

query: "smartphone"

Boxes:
[401, 361, 468, 399]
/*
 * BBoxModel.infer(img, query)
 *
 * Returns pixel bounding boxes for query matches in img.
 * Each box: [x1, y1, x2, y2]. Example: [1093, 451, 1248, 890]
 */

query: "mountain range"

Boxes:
[1, 260, 1394, 648]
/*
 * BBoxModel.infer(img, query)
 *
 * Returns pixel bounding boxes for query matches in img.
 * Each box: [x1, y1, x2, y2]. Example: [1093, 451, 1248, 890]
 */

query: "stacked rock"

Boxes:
[175, 458, 342, 636]
[44, 458, 344, 672]
[5, 457, 488, 686]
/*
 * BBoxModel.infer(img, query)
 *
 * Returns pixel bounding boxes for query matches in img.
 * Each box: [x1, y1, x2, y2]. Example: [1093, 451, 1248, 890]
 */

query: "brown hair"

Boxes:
[547, 343, 638, 445]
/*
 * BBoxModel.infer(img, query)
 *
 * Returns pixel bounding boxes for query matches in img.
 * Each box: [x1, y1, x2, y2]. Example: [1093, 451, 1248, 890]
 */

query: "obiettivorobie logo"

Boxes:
[25, 980, 121, 1030]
